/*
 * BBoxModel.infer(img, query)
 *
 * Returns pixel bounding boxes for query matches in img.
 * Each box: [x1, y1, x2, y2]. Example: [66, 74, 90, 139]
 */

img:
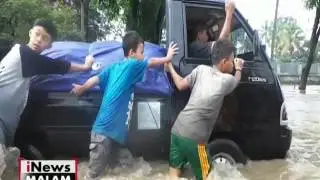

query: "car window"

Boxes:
[231, 27, 253, 55]
[137, 102, 161, 130]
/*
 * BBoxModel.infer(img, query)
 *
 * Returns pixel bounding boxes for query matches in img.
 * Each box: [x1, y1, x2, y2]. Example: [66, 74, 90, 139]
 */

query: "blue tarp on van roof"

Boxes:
[30, 41, 172, 96]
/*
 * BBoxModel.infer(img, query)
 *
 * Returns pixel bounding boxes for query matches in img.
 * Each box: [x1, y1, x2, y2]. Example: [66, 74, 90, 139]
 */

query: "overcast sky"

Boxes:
[236, 0, 315, 37]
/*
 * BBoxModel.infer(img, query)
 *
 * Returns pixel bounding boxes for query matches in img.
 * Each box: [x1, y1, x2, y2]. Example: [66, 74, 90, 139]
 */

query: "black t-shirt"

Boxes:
[20, 45, 71, 77]
[0, 44, 71, 145]
[189, 41, 211, 59]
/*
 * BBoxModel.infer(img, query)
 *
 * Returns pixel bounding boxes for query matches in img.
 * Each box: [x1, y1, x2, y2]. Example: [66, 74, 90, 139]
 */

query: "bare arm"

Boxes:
[148, 42, 178, 68]
[71, 76, 100, 96]
[234, 58, 244, 81]
[234, 70, 242, 81]
[68, 55, 94, 72]
[69, 63, 91, 72]
[148, 57, 171, 68]
[218, 1, 235, 40]
[224, 58, 243, 95]
[20, 45, 94, 76]
[167, 63, 190, 91]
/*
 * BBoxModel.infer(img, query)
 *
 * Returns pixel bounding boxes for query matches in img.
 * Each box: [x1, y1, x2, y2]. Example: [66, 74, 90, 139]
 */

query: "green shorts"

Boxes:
[169, 133, 212, 180]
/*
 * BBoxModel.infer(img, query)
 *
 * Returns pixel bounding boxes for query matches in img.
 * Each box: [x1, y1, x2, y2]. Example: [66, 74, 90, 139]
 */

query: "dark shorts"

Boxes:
[169, 133, 212, 180]
[87, 132, 119, 179]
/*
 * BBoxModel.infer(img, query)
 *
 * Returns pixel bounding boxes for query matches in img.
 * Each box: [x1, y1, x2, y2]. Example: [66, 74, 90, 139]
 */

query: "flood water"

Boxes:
[77, 85, 320, 180]
[4, 85, 320, 180]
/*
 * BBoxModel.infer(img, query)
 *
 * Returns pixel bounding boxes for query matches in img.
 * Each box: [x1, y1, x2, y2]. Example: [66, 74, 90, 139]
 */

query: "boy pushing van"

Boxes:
[166, 39, 244, 180]
[0, 18, 94, 177]
[71, 31, 178, 180]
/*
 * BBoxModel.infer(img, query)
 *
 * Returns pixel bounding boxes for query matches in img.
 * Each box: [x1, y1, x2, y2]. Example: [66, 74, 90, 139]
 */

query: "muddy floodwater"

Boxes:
[4, 85, 320, 180]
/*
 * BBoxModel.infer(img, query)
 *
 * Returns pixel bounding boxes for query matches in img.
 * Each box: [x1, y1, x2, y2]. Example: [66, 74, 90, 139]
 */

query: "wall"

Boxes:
[272, 62, 320, 84]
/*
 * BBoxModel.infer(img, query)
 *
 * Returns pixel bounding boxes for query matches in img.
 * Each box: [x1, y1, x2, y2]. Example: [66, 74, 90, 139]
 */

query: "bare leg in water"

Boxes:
[169, 167, 182, 180]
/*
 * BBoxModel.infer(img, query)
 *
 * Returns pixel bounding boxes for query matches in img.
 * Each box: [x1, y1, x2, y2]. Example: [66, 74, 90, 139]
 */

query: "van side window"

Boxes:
[184, 5, 228, 65]
[231, 27, 253, 56]
[137, 102, 161, 130]
[185, 5, 213, 63]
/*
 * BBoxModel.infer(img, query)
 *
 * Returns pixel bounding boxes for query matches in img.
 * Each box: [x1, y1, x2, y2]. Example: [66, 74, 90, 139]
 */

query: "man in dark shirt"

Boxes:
[189, 1, 235, 59]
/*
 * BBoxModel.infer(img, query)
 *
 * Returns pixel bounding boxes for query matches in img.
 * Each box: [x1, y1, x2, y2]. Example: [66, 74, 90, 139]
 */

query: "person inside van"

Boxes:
[189, 1, 235, 59]
[70, 31, 178, 180]
[165, 39, 244, 180]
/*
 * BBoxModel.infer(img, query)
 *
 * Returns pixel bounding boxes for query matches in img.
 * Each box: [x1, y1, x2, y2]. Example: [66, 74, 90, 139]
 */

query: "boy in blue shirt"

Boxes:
[71, 31, 178, 180]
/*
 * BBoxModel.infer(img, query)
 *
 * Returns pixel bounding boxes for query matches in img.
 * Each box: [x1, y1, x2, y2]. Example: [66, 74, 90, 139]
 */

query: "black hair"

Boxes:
[211, 39, 236, 65]
[33, 18, 57, 40]
[122, 31, 144, 57]
[194, 23, 207, 38]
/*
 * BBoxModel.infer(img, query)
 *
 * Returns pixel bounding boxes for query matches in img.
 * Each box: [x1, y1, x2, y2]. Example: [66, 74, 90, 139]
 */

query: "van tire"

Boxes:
[208, 139, 247, 165]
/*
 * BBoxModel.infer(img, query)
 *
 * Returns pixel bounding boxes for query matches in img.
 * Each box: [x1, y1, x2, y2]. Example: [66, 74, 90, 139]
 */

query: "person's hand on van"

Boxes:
[67, 54, 95, 72]
[71, 84, 85, 96]
[234, 58, 244, 81]
[225, 0, 235, 14]
[166, 42, 179, 62]
[84, 55, 95, 70]
[71, 76, 100, 96]
[234, 58, 244, 71]
[148, 42, 178, 68]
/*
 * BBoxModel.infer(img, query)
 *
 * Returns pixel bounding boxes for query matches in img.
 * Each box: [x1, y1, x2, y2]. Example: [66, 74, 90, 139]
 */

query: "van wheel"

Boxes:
[208, 139, 247, 166]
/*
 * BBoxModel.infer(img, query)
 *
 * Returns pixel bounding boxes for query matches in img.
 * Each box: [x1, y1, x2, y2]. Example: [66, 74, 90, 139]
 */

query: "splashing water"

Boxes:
[3, 85, 320, 180]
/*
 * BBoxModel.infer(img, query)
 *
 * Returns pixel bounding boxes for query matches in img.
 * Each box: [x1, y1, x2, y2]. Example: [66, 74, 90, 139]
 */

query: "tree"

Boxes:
[50, 0, 110, 42]
[92, 0, 165, 43]
[0, 0, 79, 43]
[50, 3, 84, 41]
[261, 17, 305, 62]
[299, 0, 320, 93]
[91, 0, 128, 40]
[299, 40, 320, 62]
[126, 0, 165, 43]
[79, 0, 90, 41]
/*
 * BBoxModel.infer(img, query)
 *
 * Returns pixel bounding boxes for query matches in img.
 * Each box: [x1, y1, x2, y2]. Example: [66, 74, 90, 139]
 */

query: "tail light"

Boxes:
[280, 102, 288, 126]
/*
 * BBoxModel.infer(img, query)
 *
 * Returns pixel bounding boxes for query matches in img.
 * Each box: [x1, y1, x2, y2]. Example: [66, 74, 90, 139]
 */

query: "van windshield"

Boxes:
[231, 27, 253, 57]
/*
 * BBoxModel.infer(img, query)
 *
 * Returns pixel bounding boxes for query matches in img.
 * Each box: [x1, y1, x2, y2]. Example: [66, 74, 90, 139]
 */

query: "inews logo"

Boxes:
[19, 159, 78, 180]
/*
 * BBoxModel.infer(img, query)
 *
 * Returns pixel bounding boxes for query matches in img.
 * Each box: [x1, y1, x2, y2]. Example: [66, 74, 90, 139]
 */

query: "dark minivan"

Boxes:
[15, 0, 292, 165]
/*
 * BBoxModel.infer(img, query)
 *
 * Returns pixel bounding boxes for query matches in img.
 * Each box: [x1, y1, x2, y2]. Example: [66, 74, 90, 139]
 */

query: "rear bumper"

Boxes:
[279, 124, 292, 154]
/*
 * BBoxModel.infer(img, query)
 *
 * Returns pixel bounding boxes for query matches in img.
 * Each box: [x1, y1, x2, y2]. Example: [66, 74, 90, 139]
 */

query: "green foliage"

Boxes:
[0, 0, 80, 43]
[306, 0, 320, 9]
[91, 0, 165, 43]
[261, 17, 306, 62]
[91, 0, 128, 21]
[87, 2, 111, 41]
[51, 0, 113, 41]
[50, 3, 80, 40]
